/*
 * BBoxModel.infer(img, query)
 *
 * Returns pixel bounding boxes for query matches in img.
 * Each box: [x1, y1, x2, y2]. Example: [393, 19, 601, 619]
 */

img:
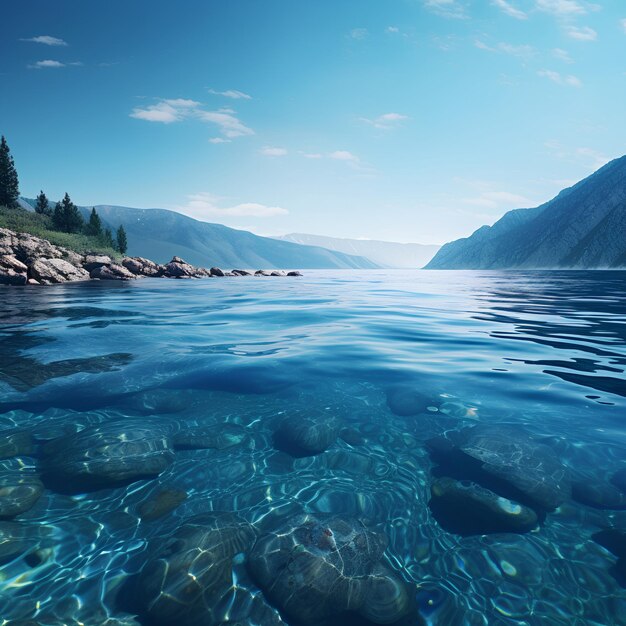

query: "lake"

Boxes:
[1, 270, 625, 625]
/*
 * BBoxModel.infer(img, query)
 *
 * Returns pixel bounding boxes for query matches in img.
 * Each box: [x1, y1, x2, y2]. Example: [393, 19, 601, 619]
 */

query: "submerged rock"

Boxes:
[0, 473, 44, 518]
[138, 488, 187, 521]
[386, 385, 431, 417]
[248, 513, 416, 625]
[0, 520, 53, 564]
[592, 529, 626, 587]
[40, 421, 174, 490]
[134, 512, 256, 624]
[428, 425, 571, 512]
[429, 477, 538, 535]
[0, 429, 34, 460]
[173, 424, 249, 451]
[273, 414, 340, 457]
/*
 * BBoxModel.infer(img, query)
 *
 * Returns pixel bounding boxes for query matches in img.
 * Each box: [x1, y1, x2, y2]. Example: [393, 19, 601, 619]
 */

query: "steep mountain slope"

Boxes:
[274, 233, 440, 268]
[426, 156, 626, 269]
[22, 201, 378, 269]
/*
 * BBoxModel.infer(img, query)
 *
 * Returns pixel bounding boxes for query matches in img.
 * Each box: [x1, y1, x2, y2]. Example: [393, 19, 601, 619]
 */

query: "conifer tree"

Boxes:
[35, 190, 50, 215]
[52, 193, 84, 233]
[85, 207, 103, 237]
[116, 224, 128, 255]
[0, 136, 19, 208]
[102, 228, 115, 249]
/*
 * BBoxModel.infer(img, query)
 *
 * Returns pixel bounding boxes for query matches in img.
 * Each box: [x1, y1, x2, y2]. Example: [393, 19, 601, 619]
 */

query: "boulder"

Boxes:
[0, 473, 44, 518]
[90, 264, 137, 281]
[40, 421, 175, 490]
[0, 268, 27, 286]
[30, 258, 90, 284]
[287, 271, 303, 277]
[137, 488, 187, 521]
[232, 269, 252, 276]
[255, 270, 271, 276]
[0, 429, 34, 460]
[163, 256, 204, 278]
[429, 477, 538, 535]
[122, 256, 163, 277]
[83, 254, 113, 272]
[210, 267, 225, 277]
[273, 414, 340, 457]
[0, 255, 28, 273]
[248, 513, 416, 625]
[428, 425, 571, 512]
[386, 385, 431, 417]
[270, 270, 286, 277]
[134, 513, 256, 624]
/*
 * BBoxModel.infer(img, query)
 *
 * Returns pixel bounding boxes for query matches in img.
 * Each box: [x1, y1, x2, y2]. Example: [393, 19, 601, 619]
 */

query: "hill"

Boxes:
[20, 202, 378, 270]
[274, 233, 440, 268]
[426, 156, 626, 269]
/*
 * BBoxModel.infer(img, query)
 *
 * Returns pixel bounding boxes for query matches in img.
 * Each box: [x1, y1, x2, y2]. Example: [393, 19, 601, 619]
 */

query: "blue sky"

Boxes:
[2, 0, 625, 244]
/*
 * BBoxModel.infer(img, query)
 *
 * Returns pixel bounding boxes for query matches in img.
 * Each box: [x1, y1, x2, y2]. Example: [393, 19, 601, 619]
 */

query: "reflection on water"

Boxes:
[0, 270, 625, 625]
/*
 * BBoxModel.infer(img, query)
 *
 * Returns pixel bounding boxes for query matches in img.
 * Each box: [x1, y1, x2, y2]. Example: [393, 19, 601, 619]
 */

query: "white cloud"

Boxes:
[553, 48, 574, 62]
[538, 69, 582, 87]
[209, 137, 231, 144]
[545, 141, 610, 170]
[349, 28, 369, 40]
[27, 59, 82, 69]
[329, 150, 360, 163]
[423, 0, 468, 19]
[208, 89, 252, 100]
[621, 18, 626, 33]
[386, 26, 400, 33]
[130, 98, 254, 138]
[566, 25, 597, 40]
[20, 35, 68, 46]
[475, 40, 535, 60]
[534, 0, 588, 16]
[260, 146, 288, 156]
[178, 193, 288, 220]
[492, 0, 528, 19]
[360, 112, 409, 130]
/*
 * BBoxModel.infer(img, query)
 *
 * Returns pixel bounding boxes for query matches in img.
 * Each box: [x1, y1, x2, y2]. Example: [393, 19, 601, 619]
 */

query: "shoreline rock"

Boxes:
[0, 227, 303, 286]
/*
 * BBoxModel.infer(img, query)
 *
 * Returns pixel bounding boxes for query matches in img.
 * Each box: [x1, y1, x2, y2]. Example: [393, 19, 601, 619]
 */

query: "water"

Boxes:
[0, 270, 625, 625]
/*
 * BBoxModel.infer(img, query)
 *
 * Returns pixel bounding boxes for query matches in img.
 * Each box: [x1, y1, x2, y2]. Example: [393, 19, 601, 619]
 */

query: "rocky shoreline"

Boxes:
[0, 228, 302, 285]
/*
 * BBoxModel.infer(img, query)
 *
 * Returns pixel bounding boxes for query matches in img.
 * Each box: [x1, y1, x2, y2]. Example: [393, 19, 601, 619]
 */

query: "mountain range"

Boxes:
[426, 155, 626, 269]
[274, 233, 440, 268]
[21, 201, 378, 270]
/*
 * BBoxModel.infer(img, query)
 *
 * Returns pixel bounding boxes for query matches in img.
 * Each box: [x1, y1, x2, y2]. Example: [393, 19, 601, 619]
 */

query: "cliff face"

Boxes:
[426, 156, 626, 269]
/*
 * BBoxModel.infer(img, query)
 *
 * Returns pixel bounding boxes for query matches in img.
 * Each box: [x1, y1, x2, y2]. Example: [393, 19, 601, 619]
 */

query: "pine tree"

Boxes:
[116, 224, 128, 255]
[52, 193, 84, 233]
[0, 136, 19, 208]
[35, 190, 50, 215]
[85, 207, 103, 237]
[102, 228, 115, 249]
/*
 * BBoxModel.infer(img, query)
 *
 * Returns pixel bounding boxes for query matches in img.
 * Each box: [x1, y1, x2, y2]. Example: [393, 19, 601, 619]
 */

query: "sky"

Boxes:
[1, 0, 625, 244]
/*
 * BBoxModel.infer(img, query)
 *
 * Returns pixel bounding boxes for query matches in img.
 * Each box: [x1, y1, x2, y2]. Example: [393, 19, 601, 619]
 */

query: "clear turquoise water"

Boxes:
[0, 270, 625, 625]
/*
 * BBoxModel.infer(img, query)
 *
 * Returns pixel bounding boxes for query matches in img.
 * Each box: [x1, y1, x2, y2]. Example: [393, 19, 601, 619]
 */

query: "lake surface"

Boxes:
[0, 270, 625, 626]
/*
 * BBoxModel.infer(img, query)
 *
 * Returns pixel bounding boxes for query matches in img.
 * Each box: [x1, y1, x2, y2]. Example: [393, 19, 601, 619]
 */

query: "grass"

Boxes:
[0, 205, 120, 258]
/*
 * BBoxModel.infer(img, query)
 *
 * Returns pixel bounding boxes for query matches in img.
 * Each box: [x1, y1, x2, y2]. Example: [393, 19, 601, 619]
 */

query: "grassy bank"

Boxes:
[0, 205, 120, 258]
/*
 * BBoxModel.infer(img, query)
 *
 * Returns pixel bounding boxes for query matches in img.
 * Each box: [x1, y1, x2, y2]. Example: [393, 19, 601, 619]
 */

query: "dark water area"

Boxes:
[0, 270, 625, 625]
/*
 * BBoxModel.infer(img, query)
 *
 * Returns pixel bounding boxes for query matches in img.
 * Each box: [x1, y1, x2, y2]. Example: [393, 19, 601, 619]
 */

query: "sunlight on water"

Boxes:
[0, 270, 625, 625]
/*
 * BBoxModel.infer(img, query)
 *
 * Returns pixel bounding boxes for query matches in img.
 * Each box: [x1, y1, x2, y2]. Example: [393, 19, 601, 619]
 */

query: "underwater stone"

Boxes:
[273, 414, 340, 457]
[134, 512, 256, 625]
[592, 529, 626, 588]
[0, 520, 53, 564]
[0, 429, 34, 459]
[0, 473, 44, 518]
[138, 488, 187, 521]
[429, 477, 538, 536]
[428, 425, 571, 512]
[248, 513, 416, 625]
[173, 424, 249, 451]
[386, 385, 431, 417]
[572, 479, 626, 510]
[40, 421, 174, 490]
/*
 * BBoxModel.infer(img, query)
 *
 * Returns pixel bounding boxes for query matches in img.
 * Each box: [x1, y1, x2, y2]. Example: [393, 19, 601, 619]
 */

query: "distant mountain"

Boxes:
[426, 156, 626, 269]
[274, 233, 440, 268]
[21, 201, 379, 270]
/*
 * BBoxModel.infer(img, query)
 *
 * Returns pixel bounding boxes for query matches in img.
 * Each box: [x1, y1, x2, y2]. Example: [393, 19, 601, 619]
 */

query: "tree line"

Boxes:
[1, 135, 127, 254]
